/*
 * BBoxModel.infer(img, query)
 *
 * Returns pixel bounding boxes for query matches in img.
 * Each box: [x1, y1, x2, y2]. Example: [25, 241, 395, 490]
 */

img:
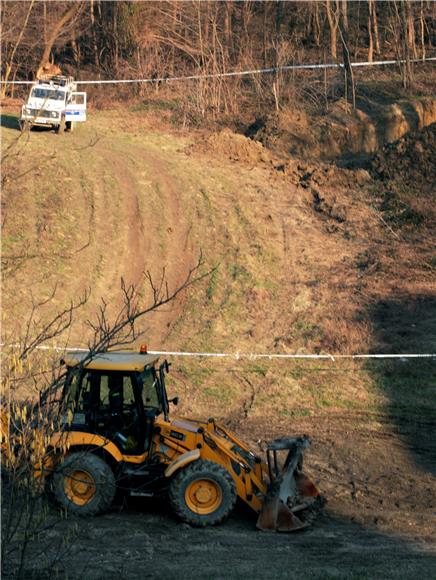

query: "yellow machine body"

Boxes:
[5, 348, 323, 531]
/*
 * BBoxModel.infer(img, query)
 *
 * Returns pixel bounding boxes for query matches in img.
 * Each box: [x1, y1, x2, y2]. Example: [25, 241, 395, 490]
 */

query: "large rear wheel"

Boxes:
[52, 452, 116, 516]
[169, 460, 236, 526]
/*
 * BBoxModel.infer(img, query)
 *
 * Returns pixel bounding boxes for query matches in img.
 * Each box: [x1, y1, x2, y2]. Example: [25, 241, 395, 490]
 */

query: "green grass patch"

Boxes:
[206, 267, 219, 301]
[203, 385, 232, 403]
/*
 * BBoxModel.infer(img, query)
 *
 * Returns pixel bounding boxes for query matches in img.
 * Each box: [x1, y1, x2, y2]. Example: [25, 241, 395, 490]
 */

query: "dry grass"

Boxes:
[2, 108, 435, 426]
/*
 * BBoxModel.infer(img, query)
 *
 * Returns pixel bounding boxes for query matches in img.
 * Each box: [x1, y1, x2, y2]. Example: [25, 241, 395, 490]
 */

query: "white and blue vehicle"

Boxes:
[19, 75, 86, 133]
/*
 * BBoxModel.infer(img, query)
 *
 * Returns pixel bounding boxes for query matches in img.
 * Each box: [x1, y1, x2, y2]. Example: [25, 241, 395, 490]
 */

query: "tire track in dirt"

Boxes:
[97, 148, 147, 289]
[89, 144, 194, 347]
[134, 149, 195, 346]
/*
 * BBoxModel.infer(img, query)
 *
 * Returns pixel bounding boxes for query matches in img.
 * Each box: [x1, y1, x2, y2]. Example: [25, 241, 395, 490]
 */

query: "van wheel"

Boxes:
[169, 460, 236, 526]
[55, 117, 66, 134]
[19, 120, 30, 132]
[52, 453, 116, 516]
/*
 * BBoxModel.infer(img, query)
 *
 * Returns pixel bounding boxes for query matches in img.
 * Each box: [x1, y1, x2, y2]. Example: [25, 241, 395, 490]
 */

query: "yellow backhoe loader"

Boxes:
[2, 347, 324, 531]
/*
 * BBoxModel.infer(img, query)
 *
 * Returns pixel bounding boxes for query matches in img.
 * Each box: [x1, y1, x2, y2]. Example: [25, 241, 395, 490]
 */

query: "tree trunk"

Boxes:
[405, 0, 417, 58]
[313, 2, 321, 46]
[263, 4, 269, 67]
[1, 0, 35, 97]
[341, 0, 349, 31]
[43, 1, 47, 46]
[372, 0, 381, 54]
[368, 2, 374, 61]
[71, 28, 81, 69]
[368, 0, 381, 60]
[399, 0, 413, 89]
[38, 3, 82, 70]
[325, 0, 339, 59]
[419, 0, 426, 59]
[274, 0, 283, 109]
[224, 2, 233, 56]
[90, 0, 99, 67]
[112, 3, 119, 73]
[339, 7, 355, 109]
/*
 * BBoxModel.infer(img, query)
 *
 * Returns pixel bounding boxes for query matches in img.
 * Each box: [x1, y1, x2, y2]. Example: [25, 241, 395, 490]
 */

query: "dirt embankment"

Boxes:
[246, 97, 436, 162]
[370, 121, 436, 190]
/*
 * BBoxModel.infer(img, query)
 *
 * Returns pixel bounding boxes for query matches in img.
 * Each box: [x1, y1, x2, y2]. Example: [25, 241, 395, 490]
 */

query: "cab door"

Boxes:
[69, 370, 144, 453]
[65, 92, 87, 122]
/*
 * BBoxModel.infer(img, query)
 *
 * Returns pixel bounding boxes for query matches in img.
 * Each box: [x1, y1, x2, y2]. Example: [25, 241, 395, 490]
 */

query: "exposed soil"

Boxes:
[2, 106, 435, 578]
[370, 121, 436, 192]
[247, 97, 436, 162]
[187, 128, 273, 166]
[5, 416, 435, 579]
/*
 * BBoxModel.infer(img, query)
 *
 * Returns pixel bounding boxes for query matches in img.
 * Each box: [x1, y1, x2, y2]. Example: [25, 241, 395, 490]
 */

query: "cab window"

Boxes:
[139, 368, 160, 410]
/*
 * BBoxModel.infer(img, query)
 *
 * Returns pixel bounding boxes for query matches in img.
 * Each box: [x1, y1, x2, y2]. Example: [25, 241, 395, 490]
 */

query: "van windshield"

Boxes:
[31, 88, 65, 101]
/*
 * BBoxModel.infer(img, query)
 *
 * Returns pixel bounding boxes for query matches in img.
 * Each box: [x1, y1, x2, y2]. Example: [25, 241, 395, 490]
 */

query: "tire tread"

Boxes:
[52, 452, 115, 516]
[169, 460, 236, 527]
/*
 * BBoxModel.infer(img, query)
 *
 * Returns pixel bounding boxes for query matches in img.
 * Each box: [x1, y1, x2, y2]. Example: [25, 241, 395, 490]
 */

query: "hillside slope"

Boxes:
[2, 109, 436, 552]
[2, 111, 435, 403]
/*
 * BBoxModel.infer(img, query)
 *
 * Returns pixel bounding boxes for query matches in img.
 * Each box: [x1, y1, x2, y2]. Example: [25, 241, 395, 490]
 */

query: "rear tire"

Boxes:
[52, 452, 116, 516]
[55, 117, 66, 134]
[169, 460, 236, 527]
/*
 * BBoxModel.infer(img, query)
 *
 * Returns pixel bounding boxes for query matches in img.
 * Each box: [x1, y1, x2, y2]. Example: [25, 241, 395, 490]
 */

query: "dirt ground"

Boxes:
[4, 414, 434, 580]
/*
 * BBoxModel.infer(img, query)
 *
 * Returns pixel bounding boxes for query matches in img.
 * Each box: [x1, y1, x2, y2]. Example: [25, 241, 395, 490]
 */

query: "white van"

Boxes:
[20, 75, 87, 133]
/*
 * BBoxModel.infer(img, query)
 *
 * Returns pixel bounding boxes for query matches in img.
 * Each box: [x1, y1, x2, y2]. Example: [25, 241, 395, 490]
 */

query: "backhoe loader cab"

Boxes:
[61, 351, 166, 455]
[40, 348, 324, 531]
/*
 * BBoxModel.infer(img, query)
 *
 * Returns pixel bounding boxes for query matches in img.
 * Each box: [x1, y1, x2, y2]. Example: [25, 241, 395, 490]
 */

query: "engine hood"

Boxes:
[26, 97, 64, 110]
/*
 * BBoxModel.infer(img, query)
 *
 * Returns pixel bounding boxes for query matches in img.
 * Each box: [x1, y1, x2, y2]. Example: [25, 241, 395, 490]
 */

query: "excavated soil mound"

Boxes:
[370, 122, 436, 191]
[187, 128, 272, 165]
[246, 109, 319, 159]
[369, 122, 436, 230]
[247, 99, 436, 162]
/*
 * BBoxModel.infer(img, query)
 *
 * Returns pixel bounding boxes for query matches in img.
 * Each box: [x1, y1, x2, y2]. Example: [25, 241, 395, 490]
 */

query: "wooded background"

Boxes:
[1, 1, 436, 113]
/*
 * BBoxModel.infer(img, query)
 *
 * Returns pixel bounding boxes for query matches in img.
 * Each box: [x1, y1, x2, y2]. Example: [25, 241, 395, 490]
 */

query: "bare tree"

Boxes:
[3, 0, 436, 115]
[339, 2, 356, 109]
[0, 0, 35, 97]
[36, 2, 83, 74]
[1, 255, 209, 577]
[325, 0, 340, 60]
[390, 0, 414, 90]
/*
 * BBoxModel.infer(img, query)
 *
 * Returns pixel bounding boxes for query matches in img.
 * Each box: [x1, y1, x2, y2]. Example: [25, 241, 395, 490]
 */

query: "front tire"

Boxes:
[52, 452, 116, 516]
[169, 460, 236, 527]
[19, 120, 30, 132]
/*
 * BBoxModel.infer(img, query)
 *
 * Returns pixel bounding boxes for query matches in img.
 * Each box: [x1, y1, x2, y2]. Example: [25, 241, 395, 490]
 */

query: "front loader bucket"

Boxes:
[257, 436, 324, 532]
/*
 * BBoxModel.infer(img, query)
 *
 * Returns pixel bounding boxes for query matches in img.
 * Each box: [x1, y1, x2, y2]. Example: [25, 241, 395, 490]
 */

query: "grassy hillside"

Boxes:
[1, 109, 435, 425]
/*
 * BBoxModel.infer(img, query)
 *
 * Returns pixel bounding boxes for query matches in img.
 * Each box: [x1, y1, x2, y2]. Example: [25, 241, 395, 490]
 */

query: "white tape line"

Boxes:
[2, 57, 435, 85]
[1, 344, 434, 360]
[149, 351, 435, 360]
